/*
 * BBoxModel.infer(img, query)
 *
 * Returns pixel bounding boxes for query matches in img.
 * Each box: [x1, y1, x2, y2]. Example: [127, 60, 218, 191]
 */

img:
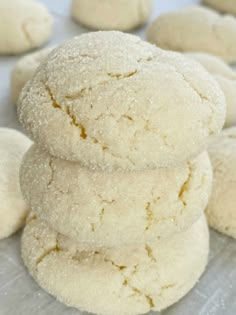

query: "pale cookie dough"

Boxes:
[0, 128, 31, 239]
[185, 52, 236, 127]
[11, 46, 55, 105]
[21, 215, 209, 315]
[206, 126, 236, 238]
[71, 0, 153, 31]
[0, 0, 53, 55]
[203, 0, 236, 15]
[146, 6, 236, 63]
[20, 145, 212, 248]
[18, 31, 226, 170]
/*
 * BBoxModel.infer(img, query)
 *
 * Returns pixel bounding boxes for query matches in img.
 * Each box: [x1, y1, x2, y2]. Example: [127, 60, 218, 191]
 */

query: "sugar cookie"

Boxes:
[203, 0, 236, 15]
[0, 128, 31, 239]
[18, 31, 225, 170]
[0, 0, 53, 55]
[147, 6, 236, 63]
[185, 52, 236, 127]
[11, 47, 54, 104]
[71, 0, 153, 31]
[206, 126, 236, 238]
[20, 145, 212, 247]
[22, 215, 209, 315]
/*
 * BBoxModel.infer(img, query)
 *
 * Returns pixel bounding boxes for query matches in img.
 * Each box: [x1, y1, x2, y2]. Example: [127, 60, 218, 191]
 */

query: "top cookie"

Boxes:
[0, 0, 53, 55]
[146, 5, 236, 63]
[18, 31, 225, 171]
[71, 0, 153, 31]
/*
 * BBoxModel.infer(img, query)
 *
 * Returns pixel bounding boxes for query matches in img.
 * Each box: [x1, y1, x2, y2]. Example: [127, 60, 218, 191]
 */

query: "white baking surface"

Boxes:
[0, 1, 236, 314]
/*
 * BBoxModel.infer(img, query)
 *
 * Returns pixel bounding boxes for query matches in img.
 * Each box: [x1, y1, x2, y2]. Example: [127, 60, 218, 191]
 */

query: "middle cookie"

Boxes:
[20, 145, 212, 248]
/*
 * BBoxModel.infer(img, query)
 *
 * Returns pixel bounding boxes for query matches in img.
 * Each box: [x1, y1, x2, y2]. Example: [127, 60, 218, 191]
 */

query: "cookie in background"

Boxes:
[203, 0, 236, 15]
[206, 126, 236, 238]
[185, 52, 236, 128]
[11, 46, 55, 105]
[146, 5, 236, 64]
[71, 0, 153, 31]
[0, 128, 32, 240]
[0, 0, 53, 55]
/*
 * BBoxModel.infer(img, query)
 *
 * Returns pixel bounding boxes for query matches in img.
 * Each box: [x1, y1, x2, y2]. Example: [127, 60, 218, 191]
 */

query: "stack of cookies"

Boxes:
[18, 32, 226, 315]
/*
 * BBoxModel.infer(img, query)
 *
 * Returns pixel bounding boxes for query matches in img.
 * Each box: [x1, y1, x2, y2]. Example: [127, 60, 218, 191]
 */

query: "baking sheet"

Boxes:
[1, 1, 236, 314]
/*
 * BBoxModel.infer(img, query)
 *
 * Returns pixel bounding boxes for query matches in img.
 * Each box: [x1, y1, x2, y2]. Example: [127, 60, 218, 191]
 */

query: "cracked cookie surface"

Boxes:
[0, 128, 31, 239]
[147, 6, 236, 63]
[0, 0, 53, 55]
[21, 214, 209, 315]
[11, 46, 55, 104]
[71, 0, 153, 31]
[18, 31, 225, 170]
[206, 126, 236, 238]
[20, 145, 212, 248]
[185, 52, 236, 128]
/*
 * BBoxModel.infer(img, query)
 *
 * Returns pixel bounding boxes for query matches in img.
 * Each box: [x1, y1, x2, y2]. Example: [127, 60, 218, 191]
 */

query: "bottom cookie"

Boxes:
[21, 215, 209, 315]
